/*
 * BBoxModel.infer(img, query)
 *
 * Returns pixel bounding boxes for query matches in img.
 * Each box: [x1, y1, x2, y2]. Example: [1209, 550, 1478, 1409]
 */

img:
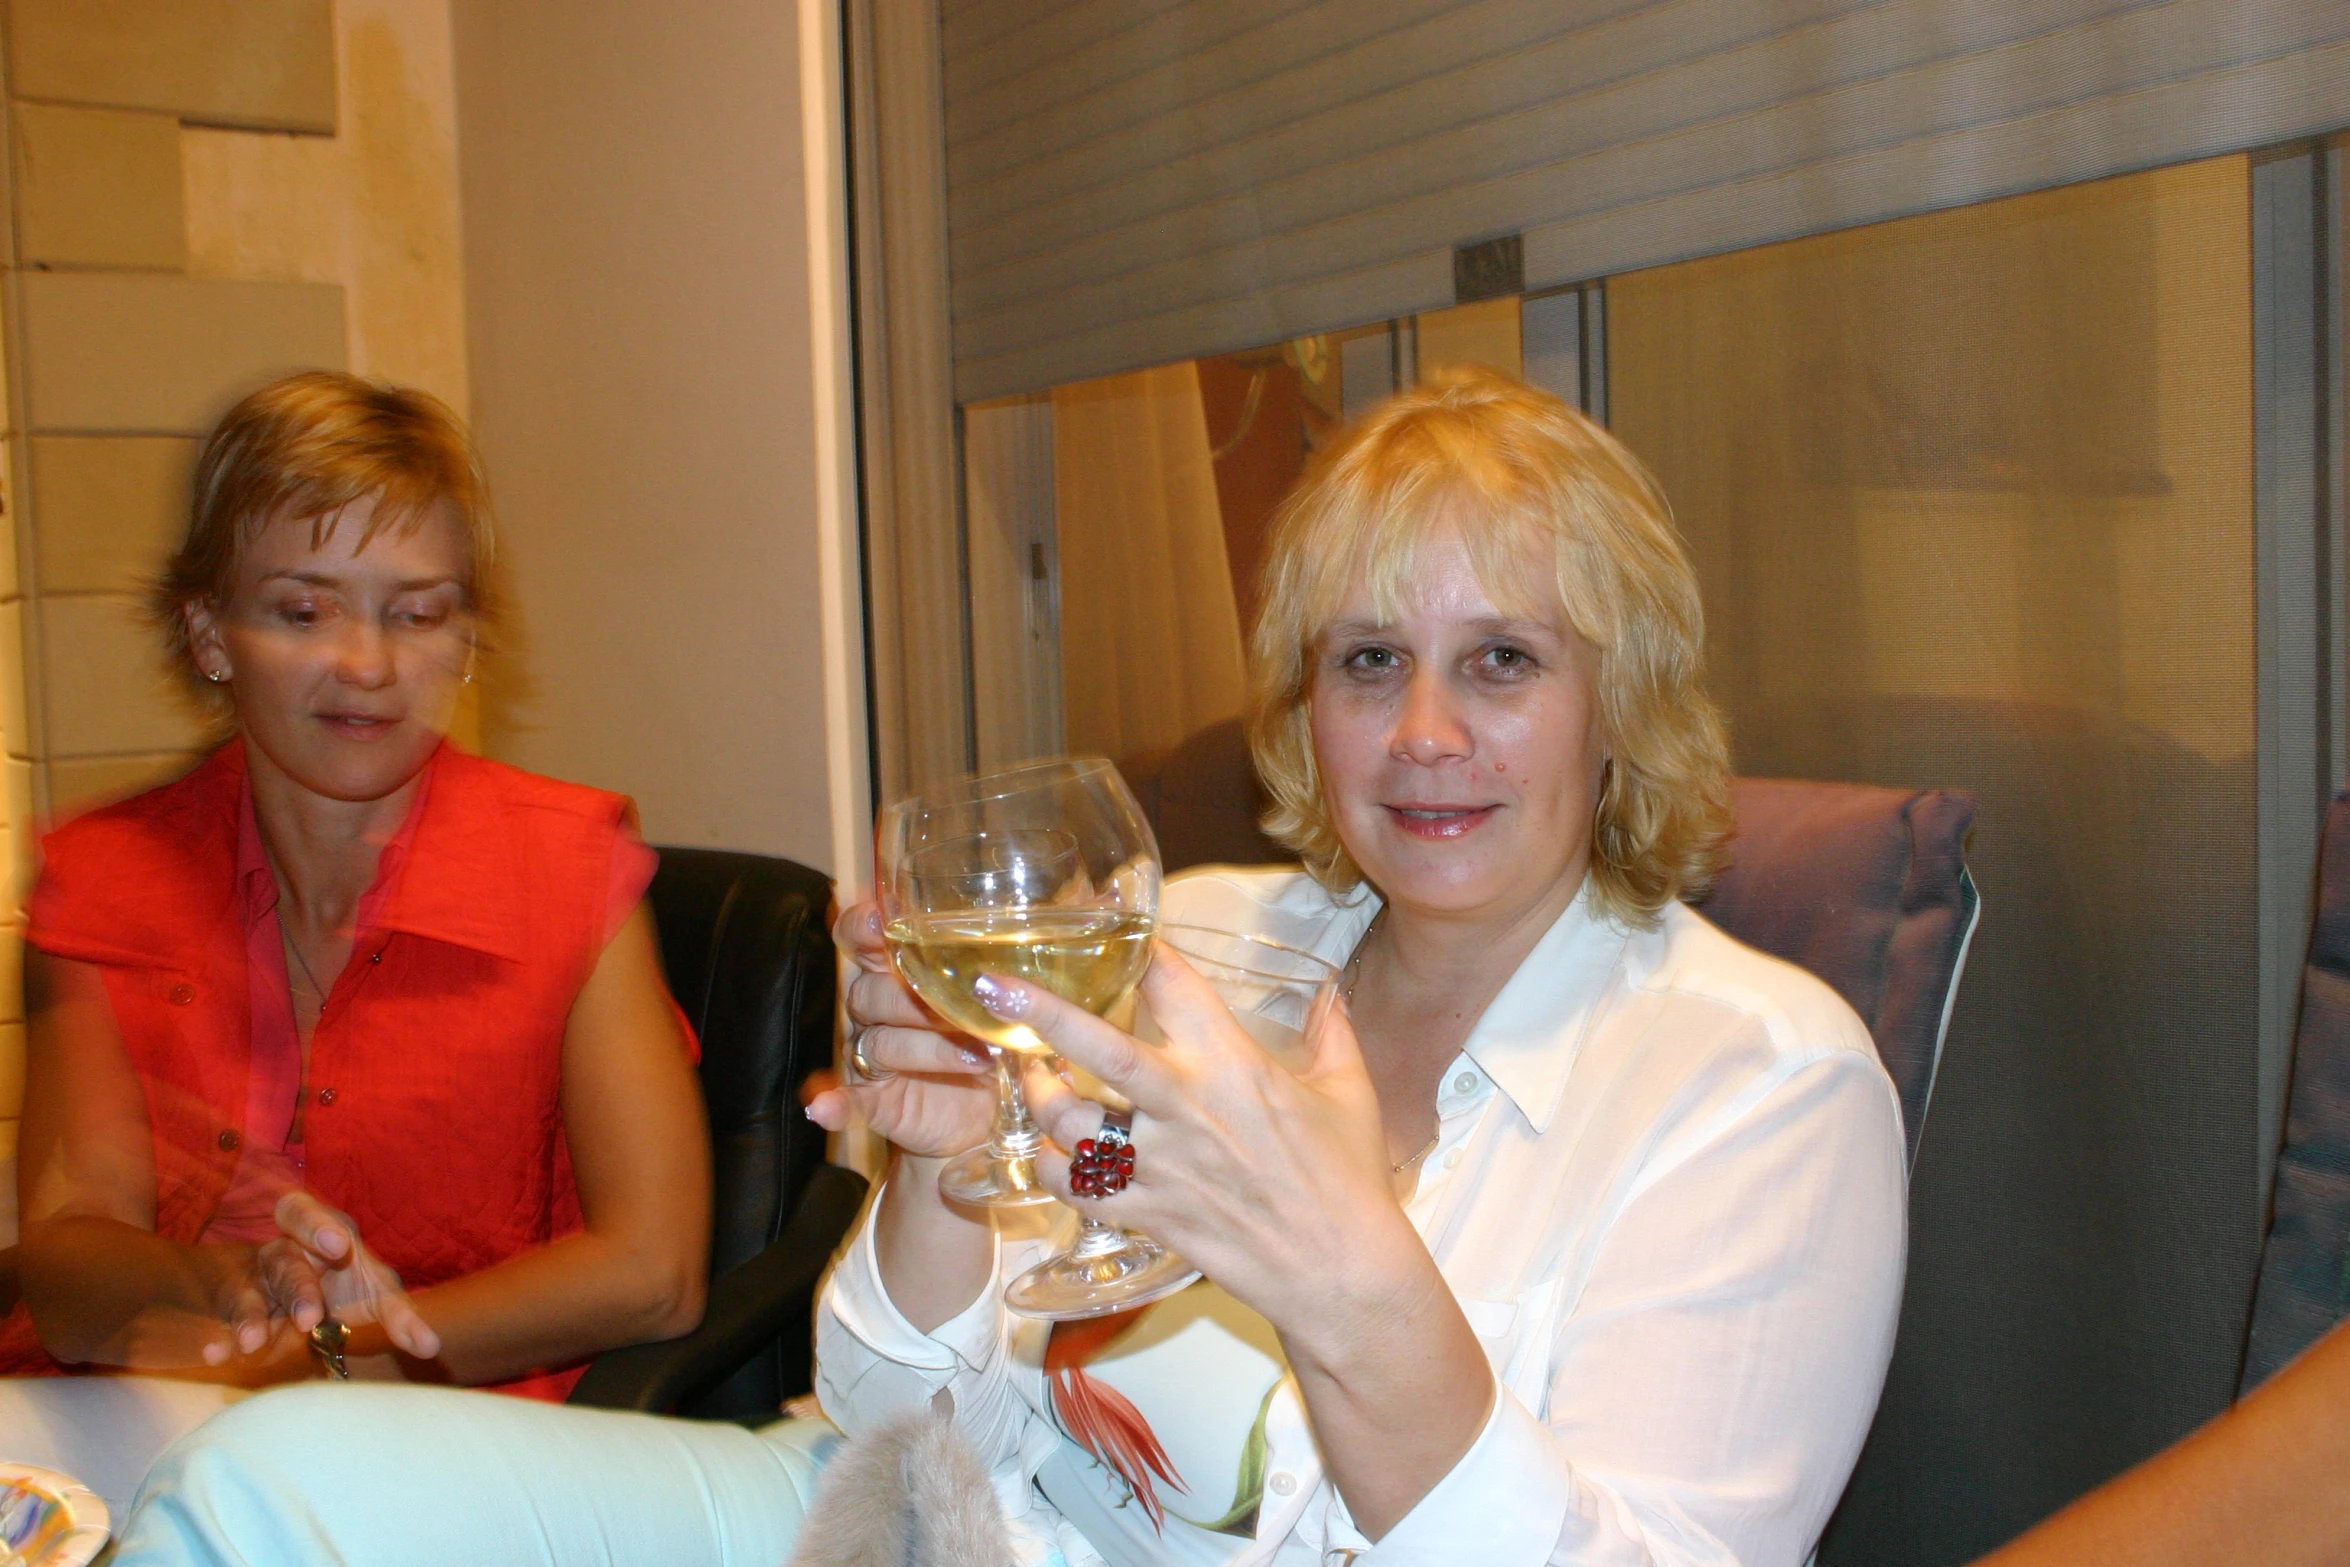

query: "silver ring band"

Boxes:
[848, 1028, 896, 1084]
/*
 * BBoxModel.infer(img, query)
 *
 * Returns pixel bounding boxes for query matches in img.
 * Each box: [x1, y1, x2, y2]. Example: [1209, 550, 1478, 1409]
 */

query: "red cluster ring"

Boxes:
[1070, 1111, 1135, 1198]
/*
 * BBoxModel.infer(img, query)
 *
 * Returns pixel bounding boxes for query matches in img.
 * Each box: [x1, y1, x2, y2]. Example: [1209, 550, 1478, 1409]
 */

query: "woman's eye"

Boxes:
[394, 605, 449, 630]
[1480, 644, 1536, 674]
[275, 601, 323, 628]
[1343, 645, 1401, 672]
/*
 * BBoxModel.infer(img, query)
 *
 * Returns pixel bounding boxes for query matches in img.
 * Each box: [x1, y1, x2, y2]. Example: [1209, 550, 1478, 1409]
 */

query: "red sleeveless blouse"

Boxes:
[0, 741, 656, 1399]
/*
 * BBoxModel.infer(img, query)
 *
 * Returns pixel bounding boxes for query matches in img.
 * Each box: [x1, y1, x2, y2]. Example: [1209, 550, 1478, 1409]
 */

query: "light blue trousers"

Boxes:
[110, 1384, 830, 1566]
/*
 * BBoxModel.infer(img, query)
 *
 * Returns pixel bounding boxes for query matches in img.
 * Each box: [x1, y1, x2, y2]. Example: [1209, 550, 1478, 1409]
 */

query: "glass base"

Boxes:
[1003, 1230, 1201, 1320]
[937, 1141, 1061, 1209]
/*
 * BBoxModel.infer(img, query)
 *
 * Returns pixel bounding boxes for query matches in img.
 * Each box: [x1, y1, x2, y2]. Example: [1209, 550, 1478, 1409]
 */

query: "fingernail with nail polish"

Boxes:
[972, 975, 1027, 1015]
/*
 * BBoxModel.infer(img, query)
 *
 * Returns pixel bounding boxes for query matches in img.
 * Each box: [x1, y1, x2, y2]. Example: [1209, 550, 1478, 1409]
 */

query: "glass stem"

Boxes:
[992, 1051, 1044, 1159]
[1070, 1217, 1128, 1259]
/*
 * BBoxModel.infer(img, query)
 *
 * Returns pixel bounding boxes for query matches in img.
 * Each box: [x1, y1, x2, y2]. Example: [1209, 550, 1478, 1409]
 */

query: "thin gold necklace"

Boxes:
[1343, 908, 1440, 1175]
[283, 926, 330, 1008]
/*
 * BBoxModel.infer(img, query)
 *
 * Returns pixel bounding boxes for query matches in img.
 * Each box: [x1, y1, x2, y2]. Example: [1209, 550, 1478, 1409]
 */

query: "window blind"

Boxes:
[942, 0, 2350, 403]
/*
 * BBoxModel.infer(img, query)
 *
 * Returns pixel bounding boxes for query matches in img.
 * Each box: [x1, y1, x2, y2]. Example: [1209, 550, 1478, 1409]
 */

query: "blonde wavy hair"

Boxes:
[1248, 365, 1731, 925]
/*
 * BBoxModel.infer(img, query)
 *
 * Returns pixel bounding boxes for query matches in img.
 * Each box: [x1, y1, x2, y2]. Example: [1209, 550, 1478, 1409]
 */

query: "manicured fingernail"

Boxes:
[957, 1044, 987, 1065]
[972, 975, 1028, 1016]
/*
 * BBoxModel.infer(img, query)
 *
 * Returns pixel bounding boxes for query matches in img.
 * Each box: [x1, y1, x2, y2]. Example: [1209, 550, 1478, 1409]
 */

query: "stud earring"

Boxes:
[205, 667, 229, 684]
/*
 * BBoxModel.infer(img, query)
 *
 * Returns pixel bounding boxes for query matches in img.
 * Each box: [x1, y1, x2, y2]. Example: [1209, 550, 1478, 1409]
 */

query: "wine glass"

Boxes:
[1002, 922, 1341, 1320]
[879, 757, 1160, 1210]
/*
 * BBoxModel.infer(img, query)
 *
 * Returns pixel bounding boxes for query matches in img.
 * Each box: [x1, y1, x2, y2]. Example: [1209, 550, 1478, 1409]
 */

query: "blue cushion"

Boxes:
[1694, 779, 1979, 1168]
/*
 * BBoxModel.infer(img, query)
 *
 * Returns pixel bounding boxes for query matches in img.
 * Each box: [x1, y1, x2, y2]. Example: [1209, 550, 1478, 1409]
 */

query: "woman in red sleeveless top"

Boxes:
[2, 373, 711, 1501]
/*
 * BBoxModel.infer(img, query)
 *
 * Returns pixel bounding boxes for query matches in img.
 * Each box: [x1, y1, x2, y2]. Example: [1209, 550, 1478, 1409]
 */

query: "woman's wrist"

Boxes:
[1264, 1201, 1444, 1371]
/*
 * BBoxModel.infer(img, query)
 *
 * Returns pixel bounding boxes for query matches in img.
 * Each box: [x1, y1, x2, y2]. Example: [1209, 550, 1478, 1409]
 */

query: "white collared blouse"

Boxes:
[817, 866, 1907, 1567]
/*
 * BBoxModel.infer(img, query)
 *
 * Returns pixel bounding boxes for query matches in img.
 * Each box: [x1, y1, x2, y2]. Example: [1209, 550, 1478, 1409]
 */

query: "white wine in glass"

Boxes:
[878, 759, 1159, 1210]
[886, 909, 1154, 1056]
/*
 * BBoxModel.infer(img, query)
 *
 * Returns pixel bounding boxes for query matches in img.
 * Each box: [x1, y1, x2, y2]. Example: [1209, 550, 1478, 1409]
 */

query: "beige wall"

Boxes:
[452, 0, 865, 874]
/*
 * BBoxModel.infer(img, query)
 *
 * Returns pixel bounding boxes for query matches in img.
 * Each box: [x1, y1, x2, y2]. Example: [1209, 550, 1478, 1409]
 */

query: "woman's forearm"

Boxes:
[21, 1216, 254, 1368]
[1277, 1209, 1494, 1541]
[384, 1226, 707, 1385]
[873, 1152, 996, 1334]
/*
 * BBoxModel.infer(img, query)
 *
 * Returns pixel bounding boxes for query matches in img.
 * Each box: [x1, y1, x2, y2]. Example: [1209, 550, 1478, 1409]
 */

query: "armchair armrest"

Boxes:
[568, 1162, 870, 1416]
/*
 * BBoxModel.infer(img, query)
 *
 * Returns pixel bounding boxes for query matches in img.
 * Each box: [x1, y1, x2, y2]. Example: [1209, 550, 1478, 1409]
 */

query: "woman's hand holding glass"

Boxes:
[806, 900, 998, 1158]
[982, 947, 1424, 1334]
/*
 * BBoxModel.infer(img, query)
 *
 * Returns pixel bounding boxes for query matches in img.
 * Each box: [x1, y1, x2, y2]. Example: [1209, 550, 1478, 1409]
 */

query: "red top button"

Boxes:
[168, 983, 195, 1005]
[316, 1088, 337, 1106]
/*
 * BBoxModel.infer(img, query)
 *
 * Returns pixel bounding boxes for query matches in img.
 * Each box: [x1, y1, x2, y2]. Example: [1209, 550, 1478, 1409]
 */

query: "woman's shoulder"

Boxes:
[39, 747, 241, 880]
[1637, 902, 1879, 1070]
[32, 748, 243, 959]
[429, 747, 635, 833]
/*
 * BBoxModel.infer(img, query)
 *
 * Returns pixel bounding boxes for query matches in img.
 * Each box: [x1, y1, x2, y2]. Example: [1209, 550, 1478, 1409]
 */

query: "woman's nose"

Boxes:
[333, 622, 396, 688]
[1391, 670, 1472, 764]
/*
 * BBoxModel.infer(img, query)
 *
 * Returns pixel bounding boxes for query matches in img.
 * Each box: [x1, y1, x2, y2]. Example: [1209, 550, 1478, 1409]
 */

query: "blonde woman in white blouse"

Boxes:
[109, 368, 1902, 1567]
[819, 367, 1907, 1566]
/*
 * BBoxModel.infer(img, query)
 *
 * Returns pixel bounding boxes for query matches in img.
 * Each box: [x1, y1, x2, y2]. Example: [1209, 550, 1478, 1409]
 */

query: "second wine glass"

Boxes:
[878, 757, 1159, 1210]
[1001, 923, 1341, 1320]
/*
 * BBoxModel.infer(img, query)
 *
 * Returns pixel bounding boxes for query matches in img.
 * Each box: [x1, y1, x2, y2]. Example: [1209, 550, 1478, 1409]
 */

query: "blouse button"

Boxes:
[370, 951, 383, 964]
[1268, 1472, 1297, 1497]
[168, 983, 196, 1006]
[216, 1129, 241, 1152]
[316, 1088, 338, 1107]
[1443, 1147, 1464, 1170]
[1451, 1071, 1478, 1095]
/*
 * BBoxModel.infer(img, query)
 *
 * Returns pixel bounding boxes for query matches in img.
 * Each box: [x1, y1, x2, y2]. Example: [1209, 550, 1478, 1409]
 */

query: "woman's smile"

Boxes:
[1383, 802, 1500, 838]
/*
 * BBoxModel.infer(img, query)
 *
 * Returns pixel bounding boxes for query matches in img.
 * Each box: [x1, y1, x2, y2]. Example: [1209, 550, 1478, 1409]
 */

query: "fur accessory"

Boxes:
[786, 1408, 1012, 1567]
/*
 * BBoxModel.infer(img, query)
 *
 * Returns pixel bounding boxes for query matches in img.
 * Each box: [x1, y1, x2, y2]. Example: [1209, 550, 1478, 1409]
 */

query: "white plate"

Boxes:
[0, 1464, 109, 1567]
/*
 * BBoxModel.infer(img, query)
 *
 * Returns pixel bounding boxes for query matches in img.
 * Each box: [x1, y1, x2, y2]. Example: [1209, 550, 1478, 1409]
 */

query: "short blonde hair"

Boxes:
[1248, 365, 1731, 925]
[150, 371, 500, 685]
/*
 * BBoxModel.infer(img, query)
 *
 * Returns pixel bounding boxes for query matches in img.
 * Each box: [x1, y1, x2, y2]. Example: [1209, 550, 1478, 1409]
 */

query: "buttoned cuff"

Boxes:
[1367, 1389, 1570, 1564]
[822, 1180, 1006, 1376]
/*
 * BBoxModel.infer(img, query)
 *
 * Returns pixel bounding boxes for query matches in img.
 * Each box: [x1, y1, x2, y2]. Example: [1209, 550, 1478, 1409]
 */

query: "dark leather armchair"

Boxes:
[569, 847, 868, 1420]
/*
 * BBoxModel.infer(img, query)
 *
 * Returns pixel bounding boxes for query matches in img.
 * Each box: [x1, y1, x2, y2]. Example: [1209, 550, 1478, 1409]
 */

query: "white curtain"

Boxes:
[1051, 362, 1247, 767]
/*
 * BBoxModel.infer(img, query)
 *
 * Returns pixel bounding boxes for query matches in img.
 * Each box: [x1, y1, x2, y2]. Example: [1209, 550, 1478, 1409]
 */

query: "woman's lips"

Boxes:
[315, 712, 400, 742]
[1383, 803, 1498, 839]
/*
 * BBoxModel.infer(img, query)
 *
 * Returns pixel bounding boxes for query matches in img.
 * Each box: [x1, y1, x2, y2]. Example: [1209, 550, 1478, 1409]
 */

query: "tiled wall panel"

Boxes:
[38, 594, 207, 757]
[0, 1021, 22, 1146]
[3, 762, 28, 906]
[31, 436, 197, 593]
[0, 603, 23, 762]
[13, 102, 183, 268]
[0, 934, 23, 1025]
[21, 272, 344, 434]
[10, 0, 335, 134]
